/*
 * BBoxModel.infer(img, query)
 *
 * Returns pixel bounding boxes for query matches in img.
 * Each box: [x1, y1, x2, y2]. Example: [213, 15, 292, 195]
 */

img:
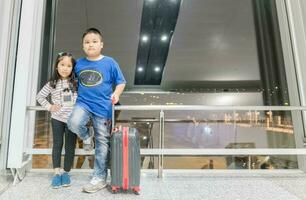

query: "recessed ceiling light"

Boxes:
[154, 66, 160, 72]
[161, 35, 168, 42]
[138, 67, 144, 72]
[142, 35, 149, 42]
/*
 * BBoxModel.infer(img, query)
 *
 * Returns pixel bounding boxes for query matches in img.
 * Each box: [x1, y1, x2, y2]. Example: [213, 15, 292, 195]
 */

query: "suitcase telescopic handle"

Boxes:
[112, 102, 121, 131]
[112, 103, 115, 129]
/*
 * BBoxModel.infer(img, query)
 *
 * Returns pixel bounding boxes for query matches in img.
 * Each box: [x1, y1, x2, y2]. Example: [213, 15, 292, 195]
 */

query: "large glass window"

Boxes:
[31, 0, 301, 170]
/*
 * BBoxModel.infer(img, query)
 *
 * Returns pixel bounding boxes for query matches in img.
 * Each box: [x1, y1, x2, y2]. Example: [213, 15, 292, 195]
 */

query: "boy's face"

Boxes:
[83, 33, 103, 58]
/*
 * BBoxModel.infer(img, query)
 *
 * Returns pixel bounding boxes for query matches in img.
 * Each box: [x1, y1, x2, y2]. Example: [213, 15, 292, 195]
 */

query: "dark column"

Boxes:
[252, 0, 289, 106]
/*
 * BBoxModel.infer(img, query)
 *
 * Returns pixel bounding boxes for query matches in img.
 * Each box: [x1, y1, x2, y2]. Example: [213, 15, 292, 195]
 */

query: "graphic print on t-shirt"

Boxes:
[79, 69, 103, 87]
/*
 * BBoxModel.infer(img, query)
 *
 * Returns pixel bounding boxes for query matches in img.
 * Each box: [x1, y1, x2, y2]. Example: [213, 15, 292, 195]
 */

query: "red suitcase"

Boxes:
[110, 126, 141, 194]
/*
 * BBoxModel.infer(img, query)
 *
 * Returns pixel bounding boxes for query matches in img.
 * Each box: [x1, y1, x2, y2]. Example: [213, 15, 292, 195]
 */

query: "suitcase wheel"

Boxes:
[111, 186, 119, 194]
[132, 187, 140, 195]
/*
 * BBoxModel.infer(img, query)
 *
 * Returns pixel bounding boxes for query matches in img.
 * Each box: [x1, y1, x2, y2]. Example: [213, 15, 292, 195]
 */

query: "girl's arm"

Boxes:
[36, 82, 53, 111]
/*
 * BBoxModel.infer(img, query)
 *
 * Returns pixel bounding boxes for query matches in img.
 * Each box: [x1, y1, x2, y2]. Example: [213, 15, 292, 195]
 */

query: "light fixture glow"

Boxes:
[154, 66, 160, 72]
[161, 35, 168, 42]
[138, 67, 144, 72]
[142, 35, 149, 42]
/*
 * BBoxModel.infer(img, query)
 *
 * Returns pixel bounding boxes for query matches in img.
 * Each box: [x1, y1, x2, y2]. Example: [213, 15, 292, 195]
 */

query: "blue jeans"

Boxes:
[67, 104, 111, 179]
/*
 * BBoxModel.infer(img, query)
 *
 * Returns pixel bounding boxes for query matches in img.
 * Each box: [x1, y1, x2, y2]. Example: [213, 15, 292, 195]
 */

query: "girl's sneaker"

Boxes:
[61, 172, 71, 187]
[51, 174, 62, 189]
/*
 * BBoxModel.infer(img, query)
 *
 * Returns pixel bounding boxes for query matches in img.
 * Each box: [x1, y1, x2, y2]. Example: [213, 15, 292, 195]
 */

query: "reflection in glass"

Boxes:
[32, 0, 299, 170]
[163, 110, 297, 169]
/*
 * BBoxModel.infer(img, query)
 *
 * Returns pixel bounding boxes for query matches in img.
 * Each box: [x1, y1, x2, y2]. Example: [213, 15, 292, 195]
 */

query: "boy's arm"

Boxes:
[111, 83, 125, 104]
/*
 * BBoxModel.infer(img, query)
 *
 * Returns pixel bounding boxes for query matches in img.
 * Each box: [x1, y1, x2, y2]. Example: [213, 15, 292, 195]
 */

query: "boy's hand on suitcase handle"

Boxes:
[111, 125, 122, 134]
[111, 93, 119, 104]
[111, 93, 121, 134]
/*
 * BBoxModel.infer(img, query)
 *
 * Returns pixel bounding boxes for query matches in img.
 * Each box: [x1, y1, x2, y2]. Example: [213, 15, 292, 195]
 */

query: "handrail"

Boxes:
[114, 105, 306, 111]
[27, 105, 306, 111]
[26, 105, 306, 175]
[26, 148, 306, 155]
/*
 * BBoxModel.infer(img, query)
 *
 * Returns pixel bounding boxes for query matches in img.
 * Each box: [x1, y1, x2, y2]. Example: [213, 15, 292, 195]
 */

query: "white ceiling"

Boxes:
[54, 0, 260, 90]
[164, 0, 259, 82]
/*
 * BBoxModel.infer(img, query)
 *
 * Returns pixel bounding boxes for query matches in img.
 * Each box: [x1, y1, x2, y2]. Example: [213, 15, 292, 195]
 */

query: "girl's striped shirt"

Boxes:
[36, 79, 77, 123]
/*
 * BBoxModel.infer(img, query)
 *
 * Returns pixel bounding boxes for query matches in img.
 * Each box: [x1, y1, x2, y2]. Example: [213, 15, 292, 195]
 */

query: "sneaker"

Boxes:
[61, 172, 71, 187]
[83, 127, 94, 151]
[51, 174, 62, 189]
[82, 177, 107, 193]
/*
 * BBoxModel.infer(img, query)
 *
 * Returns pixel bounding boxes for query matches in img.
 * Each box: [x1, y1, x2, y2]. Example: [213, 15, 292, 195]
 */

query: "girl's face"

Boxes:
[57, 56, 73, 79]
[83, 33, 103, 58]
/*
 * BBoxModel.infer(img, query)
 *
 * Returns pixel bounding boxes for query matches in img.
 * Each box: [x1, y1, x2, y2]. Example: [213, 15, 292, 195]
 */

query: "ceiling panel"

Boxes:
[164, 0, 260, 84]
[55, 0, 142, 88]
[54, 0, 260, 91]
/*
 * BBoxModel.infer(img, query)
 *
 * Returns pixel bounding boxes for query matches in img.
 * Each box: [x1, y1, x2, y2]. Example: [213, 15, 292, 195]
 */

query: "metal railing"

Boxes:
[27, 105, 306, 177]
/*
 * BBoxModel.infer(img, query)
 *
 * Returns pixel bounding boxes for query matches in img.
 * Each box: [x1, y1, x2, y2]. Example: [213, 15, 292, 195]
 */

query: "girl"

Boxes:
[36, 52, 77, 189]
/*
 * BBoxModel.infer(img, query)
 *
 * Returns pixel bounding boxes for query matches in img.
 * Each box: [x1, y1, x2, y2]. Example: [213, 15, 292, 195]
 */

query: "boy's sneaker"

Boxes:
[82, 177, 107, 193]
[83, 127, 94, 151]
[51, 174, 62, 189]
[61, 172, 71, 187]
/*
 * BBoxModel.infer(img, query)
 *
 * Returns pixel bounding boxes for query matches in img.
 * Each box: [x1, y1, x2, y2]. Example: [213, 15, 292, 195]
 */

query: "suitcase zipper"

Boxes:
[122, 127, 129, 190]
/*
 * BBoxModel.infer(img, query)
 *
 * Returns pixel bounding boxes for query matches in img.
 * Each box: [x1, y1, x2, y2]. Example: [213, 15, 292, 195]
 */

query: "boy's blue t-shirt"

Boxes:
[75, 56, 126, 119]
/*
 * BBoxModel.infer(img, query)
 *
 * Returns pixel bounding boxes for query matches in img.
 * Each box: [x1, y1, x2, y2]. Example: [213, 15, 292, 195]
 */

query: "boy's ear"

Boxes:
[101, 42, 104, 49]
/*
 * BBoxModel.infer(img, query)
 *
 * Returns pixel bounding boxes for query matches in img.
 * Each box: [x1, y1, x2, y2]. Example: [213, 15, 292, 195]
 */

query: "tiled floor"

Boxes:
[1, 170, 306, 200]
[0, 174, 13, 196]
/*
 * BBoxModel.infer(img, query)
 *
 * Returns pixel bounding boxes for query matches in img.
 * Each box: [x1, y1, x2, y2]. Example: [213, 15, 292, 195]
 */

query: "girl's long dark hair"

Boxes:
[49, 52, 77, 92]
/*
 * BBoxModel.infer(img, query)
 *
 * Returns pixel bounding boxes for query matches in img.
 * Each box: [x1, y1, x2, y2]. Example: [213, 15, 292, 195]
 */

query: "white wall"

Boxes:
[7, 0, 45, 169]
[0, 0, 14, 141]
[279, 0, 306, 171]
[285, 0, 306, 107]
[0, 0, 22, 170]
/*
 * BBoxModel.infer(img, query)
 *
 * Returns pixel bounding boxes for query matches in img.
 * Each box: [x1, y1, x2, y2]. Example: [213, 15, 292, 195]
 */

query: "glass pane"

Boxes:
[31, 0, 302, 170]
[163, 110, 297, 169]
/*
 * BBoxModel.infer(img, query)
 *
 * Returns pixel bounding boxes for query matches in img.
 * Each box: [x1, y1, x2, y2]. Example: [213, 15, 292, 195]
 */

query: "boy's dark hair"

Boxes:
[82, 27, 103, 42]
[49, 52, 77, 92]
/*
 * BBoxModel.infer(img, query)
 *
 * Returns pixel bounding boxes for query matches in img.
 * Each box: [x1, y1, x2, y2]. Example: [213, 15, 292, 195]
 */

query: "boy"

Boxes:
[68, 27, 126, 193]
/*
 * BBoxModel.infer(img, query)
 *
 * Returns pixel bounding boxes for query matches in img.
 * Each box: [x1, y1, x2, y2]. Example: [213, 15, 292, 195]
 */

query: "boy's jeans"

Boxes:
[67, 104, 111, 179]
